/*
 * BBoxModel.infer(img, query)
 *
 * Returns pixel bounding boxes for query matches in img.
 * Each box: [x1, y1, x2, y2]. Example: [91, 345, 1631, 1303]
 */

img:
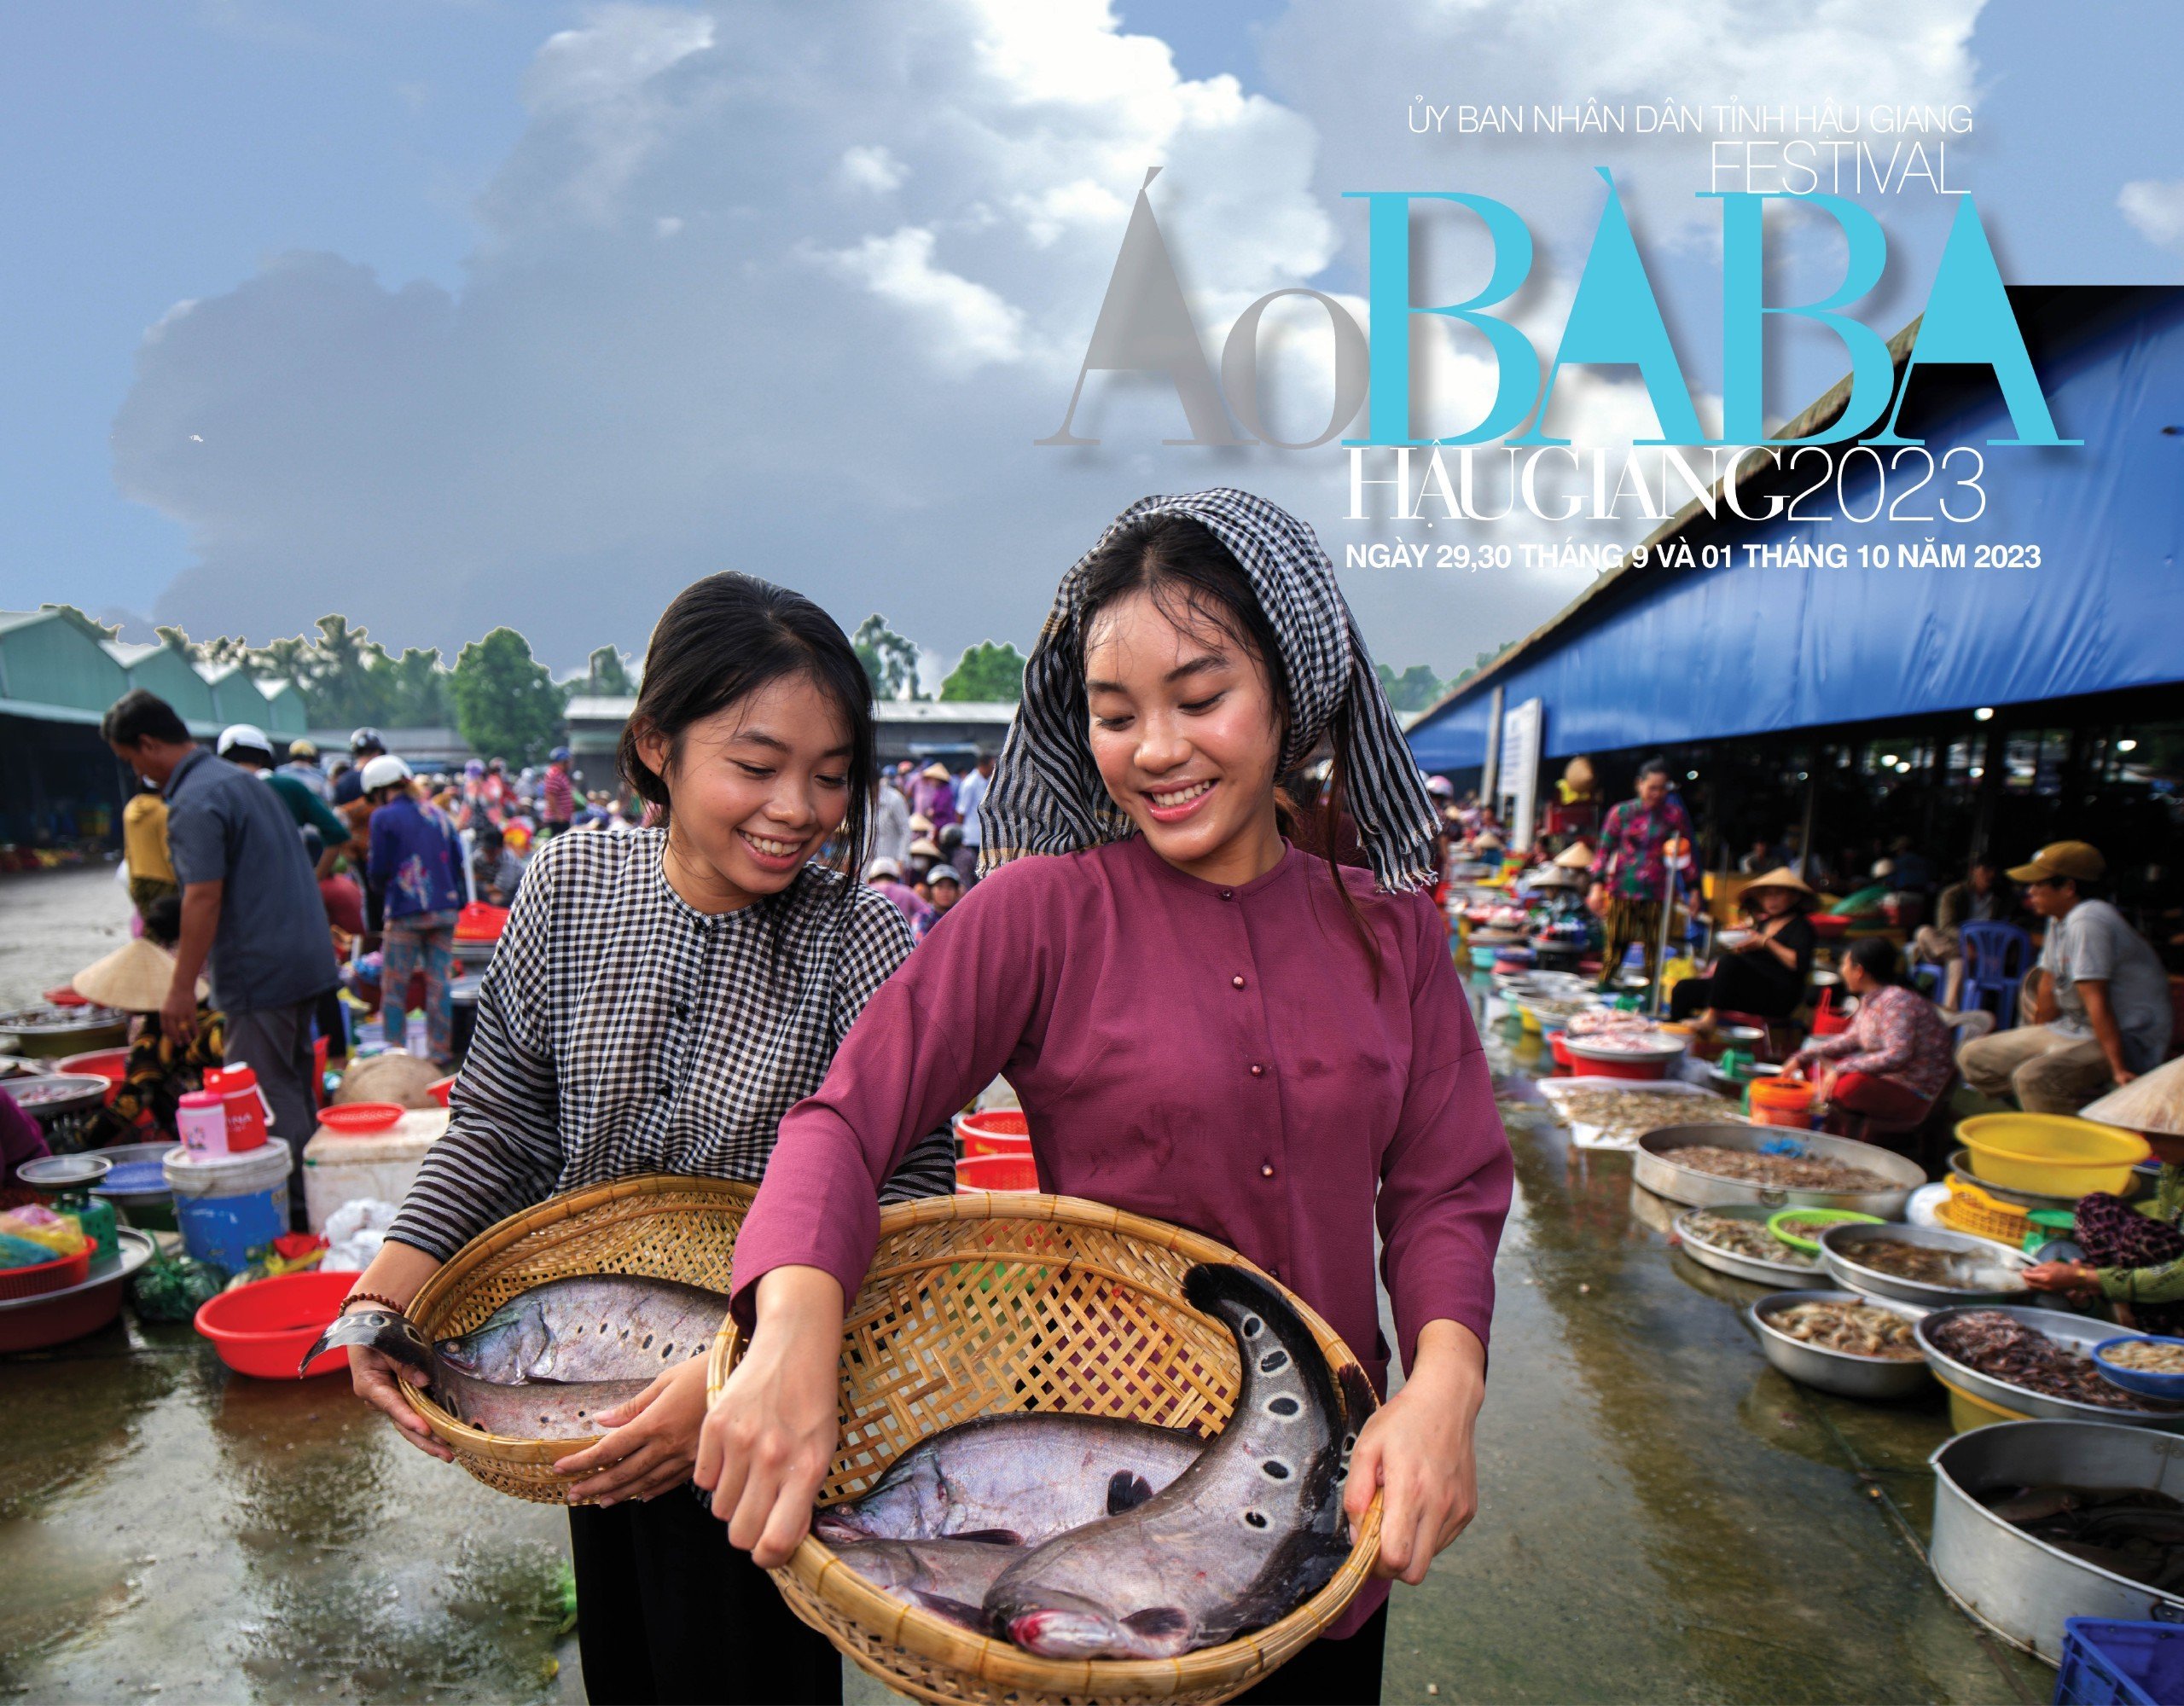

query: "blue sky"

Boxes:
[3, 1, 2181, 674]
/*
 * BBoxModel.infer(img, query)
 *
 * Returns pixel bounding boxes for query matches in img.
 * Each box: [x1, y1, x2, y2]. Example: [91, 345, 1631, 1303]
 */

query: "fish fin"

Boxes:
[1122, 1607, 1192, 1641]
[950, 1529, 1022, 1546]
[1107, 1471, 1156, 1516]
[299, 1309, 433, 1378]
[909, 1593, 990, 1630]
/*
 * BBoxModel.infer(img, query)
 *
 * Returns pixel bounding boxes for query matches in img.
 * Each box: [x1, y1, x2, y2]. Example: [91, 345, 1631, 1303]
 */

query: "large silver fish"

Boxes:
[304, 1276, 730, 1440]
[831, 1539, 1023, 1629]
[814, 1414, 1205, 1548]
[983, 1264, 1374, 1660]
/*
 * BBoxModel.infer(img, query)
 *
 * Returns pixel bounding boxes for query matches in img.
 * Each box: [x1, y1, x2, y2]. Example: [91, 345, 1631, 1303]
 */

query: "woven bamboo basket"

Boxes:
[706, 1191, 1384, 1706]
[402, 1174, 751, 1501]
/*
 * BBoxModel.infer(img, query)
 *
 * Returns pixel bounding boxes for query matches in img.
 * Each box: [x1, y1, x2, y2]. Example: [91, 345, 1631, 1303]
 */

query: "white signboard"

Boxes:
[1498, 697, 1542, 852]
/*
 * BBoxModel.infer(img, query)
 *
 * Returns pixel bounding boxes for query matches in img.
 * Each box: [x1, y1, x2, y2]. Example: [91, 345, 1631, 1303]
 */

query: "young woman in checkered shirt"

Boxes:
[336, 572, 952, 1705]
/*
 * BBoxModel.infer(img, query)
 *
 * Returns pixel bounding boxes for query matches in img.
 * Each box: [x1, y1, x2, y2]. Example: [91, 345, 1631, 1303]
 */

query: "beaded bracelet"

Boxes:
[342, 1290, 409, 1314]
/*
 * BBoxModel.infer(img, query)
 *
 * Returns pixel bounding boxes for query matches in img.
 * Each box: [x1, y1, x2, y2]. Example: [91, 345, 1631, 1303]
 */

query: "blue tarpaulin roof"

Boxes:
[1407, 289, 2184, 773]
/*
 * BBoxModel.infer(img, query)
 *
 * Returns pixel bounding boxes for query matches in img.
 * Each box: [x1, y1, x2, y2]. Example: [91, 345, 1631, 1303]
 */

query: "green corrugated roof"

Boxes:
[104, 640, 218, 727]
[0, 609, 129, 716]
[255, 679, 308, 736]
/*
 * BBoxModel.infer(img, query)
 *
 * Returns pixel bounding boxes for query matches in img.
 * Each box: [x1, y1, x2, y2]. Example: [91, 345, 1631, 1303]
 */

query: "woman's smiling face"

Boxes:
[1083, 588, 1286, 887]
[639, 672, 854, 909]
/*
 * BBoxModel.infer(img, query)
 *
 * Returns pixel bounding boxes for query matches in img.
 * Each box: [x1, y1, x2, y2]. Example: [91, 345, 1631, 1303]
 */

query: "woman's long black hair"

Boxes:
[618, 572, 876, 908]
[1074, 514, 1380, 972]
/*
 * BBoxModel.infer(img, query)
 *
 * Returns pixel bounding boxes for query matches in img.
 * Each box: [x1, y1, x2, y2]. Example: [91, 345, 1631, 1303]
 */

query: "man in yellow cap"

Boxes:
[1956, 840, 2173, 1114]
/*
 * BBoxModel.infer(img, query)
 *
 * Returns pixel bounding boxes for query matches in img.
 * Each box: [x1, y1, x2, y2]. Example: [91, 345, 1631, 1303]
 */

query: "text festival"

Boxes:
[1041, 169, 2073, 525]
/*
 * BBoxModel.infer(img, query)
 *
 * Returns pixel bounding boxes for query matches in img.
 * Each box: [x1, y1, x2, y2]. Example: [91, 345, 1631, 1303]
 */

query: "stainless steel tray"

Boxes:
[1634, 1123, 1924, 1216]
[1821, 1222, 2036, 1309]
[1673, 1205, 1822, 1290]
[1916, 1304, 2184, 1429]
[1931, 1419, 2184, 1663]
[1748, 1289, 1933, 1400]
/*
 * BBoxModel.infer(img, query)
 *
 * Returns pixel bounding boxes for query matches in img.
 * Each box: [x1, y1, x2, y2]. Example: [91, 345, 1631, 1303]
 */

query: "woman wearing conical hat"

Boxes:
[2024, 1057, 2184, 1332]
[72, 898, 224, 1152]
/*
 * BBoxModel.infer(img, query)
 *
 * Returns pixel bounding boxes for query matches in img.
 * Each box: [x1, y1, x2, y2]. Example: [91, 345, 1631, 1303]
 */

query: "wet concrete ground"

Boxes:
[3, 867, 2048, 1702]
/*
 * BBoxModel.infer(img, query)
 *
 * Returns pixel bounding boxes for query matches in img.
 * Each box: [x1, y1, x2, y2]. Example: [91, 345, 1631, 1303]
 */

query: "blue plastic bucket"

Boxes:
[162, 1138, 291, 1274]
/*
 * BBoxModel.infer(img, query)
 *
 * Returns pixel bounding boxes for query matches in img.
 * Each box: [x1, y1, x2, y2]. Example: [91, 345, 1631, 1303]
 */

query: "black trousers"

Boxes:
[1669, 953, 1802, 1021]
[569, 1493, 841, 1706]
[1233, 1602, 1387, 1706]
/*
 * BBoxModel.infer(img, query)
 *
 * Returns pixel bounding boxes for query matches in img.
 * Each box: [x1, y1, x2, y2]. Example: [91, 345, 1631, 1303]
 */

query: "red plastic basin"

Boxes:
[1560, 1043, 1679, 1081]
[195, 1270, 354, 1378]
[427, 1075, 457, 1108]
[956, 1152, 1039, 1192]
[0, 1243, 92, 1300]
[955, 1108, 1030, 1158]
[57, 1048, 131, 1106]
[317, 1101, 404, 1135]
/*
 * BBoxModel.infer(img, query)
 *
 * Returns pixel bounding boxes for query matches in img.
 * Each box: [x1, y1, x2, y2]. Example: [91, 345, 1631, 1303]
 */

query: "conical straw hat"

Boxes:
[73, 937, 198, 1013]
[2082, 1056, 2184, 1140]
[1741, 866, 1817, 902]
[1554, 842, 1594, 870]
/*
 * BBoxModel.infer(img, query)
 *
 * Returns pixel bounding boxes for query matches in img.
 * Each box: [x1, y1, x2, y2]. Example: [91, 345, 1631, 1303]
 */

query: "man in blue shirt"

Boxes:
[363, 754, 465, 1065]
[104, 690, 337, 1213]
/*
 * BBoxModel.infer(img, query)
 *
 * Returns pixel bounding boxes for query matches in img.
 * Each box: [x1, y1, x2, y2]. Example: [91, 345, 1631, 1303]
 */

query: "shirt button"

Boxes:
[1260, 1164, 1275, 1178]
[1221, 889, 1234, 902]
[1249, 1064, 1264, 1077]
[656, 1083, 672, 1099]
[673, 1002, 689, 1020]
[1231, 975, 1246, 989]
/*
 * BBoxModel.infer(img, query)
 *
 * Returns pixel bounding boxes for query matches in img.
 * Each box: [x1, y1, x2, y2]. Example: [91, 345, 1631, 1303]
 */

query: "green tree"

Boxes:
[1374, 663, 1445, 712]
[584, 645, 636, 697]
[385, 647, 451, 726]
[851, 614, 921, 700]
[450, 628, 565, 764]
[939, 641, 1027, 702]
[303, 615, 395, 726]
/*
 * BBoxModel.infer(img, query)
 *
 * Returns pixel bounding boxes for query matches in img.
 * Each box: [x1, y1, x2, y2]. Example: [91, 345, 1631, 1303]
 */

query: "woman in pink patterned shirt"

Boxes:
[1787, 937, 1955, 1132]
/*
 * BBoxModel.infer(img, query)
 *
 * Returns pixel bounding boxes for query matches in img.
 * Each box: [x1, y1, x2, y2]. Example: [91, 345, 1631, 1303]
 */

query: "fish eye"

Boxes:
[1264, 1396, 1300, 1418]
[1261, 1459, 1292, 1481]
[1241, 1316, 1263, 1338]
[1241, 1511, 1268, 1529]
[1258, 1350, 1289, 1373]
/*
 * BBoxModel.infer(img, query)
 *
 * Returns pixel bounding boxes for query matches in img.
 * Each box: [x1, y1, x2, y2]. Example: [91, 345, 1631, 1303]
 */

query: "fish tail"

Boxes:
[1182, 1263, 1343, 1425]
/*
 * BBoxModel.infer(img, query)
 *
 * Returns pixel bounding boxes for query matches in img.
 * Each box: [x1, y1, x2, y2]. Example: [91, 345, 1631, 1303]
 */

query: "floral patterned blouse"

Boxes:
[1596, 794, 1696, 901]
[1792, 983, 1955, 1100]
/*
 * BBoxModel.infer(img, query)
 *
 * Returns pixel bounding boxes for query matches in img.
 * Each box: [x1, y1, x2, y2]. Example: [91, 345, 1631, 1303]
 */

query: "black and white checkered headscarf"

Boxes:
[978, 487, 1440, 893]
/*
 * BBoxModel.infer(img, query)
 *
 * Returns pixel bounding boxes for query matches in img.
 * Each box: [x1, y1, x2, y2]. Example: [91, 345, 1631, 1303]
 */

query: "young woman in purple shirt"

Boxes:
[700, 490, 1512, 1703]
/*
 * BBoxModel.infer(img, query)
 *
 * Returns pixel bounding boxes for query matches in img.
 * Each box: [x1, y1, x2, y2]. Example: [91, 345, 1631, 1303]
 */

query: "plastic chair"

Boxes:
[1958, 922, 2034, 1031]
[1909, 957, 1949, 999]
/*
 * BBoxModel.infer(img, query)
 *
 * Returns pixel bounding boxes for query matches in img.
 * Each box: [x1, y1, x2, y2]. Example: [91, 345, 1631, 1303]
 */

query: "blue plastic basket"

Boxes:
[2057, 1618, 2184, 1706]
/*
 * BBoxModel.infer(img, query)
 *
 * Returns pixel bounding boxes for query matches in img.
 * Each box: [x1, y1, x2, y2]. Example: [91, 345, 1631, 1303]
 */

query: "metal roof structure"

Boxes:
[1405, 287, 2184, 774]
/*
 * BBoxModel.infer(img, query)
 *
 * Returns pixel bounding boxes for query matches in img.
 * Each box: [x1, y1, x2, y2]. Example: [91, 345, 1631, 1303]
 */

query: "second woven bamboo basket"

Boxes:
[403, 1174, 751, 1500]
[706, 1190, 1383, 1706]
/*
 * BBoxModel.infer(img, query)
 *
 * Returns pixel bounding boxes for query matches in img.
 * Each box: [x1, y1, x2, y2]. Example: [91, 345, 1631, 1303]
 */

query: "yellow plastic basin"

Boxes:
[1957, 1112, 2150, 1198]
[1937, 1372, 2030, 1433]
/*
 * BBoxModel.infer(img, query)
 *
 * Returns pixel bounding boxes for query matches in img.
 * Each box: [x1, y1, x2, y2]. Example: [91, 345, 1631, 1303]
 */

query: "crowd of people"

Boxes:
[61, 699, 669, 1204]
[861, 752, 993, 938]
[1431, 756, 2179, 1140]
